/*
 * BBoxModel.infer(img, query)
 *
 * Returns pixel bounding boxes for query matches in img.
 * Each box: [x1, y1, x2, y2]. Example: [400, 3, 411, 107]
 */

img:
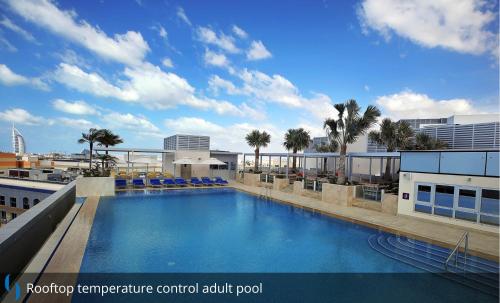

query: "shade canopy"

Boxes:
[200, 158, 226, 165]
[173, 157, 197, 165]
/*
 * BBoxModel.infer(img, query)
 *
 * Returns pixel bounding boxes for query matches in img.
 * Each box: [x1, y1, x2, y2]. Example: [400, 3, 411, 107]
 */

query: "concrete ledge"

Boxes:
[243, 173, 261, 187]
[0, 181, 76, 281]
[381, 192, 398, 215]
[76, 177, 115, 197]
[273, 178, 289, 191]
[322, 183, 356, 206]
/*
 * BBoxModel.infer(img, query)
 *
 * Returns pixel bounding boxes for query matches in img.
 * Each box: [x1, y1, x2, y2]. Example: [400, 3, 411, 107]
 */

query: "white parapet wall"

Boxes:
[76, 177, 115, 197]
[398, 172, 498, 233]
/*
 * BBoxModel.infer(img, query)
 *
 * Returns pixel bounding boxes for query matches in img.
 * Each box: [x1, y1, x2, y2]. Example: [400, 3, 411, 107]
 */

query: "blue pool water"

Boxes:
[80, 189, 419, 273]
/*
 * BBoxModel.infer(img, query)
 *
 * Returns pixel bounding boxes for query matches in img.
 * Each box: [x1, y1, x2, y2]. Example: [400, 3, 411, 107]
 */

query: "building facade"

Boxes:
[12, 126, 26, 156]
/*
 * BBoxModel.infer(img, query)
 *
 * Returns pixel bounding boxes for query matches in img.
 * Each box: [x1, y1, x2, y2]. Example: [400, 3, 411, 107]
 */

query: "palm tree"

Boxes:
[283, 128, 311, 170]
[96, 153, 118, 175]
[245, 130, 271, 173]
[78, 128, 103, 169]
[97, 129, 123, 167]
[414, 133, 448, 150]
[315, 140, 338, 173]
[368, 119, 414, 180]
[324, 99, 380, 185]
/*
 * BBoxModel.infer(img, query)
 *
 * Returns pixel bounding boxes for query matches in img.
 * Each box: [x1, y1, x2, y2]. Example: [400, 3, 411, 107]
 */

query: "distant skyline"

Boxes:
[0, 0, 498, 154]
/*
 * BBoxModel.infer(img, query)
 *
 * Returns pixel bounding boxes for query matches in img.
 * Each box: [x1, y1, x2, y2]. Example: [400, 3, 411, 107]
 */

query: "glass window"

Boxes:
[34, 199, 40, 205]
[417, 185, 431, 203]
[11, 213, 17, 219]
[0, 196, 4, 205]
[0, 211, 5, 219]
[480, 189, 499, 216]
[23, 197, 29, 210]
[435, 185, 454, 208]
[480, 215, 499, 226]
[455, 210, 476, 222]
[415, 204, 432, 214]
[10, 197, 16, 208]
[458, 189, 476, 209]
[434, 207, 453, 218]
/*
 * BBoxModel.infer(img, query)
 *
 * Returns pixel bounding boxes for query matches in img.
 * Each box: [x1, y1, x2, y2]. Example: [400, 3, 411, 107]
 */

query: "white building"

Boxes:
[12, 126, 25, 156]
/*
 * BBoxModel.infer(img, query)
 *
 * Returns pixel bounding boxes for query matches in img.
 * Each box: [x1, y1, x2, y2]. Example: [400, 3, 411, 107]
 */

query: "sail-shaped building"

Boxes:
[12, 125, 26, 156]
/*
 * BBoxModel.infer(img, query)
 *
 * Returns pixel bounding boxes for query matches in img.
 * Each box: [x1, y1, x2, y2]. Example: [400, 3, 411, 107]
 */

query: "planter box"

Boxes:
[321, 183, 357, 206]
[273, 178, 289, 191]
[76, 176, 115, 197]
[243, 173, 261, 187]
[381, 192, 398, 215]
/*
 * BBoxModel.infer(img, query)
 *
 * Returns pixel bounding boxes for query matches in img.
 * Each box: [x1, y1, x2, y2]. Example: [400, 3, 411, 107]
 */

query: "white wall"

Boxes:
[398, 172, 498, 233]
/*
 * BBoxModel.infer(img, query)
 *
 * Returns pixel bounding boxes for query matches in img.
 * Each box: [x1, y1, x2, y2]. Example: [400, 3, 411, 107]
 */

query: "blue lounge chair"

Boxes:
[132, 178, 145, 188]
[163, 178, 176, 187]
[115, 179, 127, 189]
[201, 177, 215, 186]
[214, 176, 228, 186]
[150, 178, 162, 188]
[190, 177, 203, 187]
[175, 178, 188, 187]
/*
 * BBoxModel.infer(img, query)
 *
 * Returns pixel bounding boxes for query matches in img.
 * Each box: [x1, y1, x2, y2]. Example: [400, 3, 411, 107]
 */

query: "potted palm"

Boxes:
[244, 130, 271, 186]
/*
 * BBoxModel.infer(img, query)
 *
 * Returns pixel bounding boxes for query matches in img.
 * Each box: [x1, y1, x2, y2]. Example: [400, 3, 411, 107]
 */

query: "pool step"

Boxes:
[368, 234, 499, 297]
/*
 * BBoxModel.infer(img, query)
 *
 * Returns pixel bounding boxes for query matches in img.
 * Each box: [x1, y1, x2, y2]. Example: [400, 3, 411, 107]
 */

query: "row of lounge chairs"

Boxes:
[115, 177, 228, 189]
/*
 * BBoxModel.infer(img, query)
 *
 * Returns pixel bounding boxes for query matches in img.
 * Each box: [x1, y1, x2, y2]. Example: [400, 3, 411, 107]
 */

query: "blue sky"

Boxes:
[0, 0, 498, 153]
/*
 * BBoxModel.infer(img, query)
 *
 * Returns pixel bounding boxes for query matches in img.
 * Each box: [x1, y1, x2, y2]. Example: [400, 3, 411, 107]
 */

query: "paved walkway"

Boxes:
[231, 182, 499, 261]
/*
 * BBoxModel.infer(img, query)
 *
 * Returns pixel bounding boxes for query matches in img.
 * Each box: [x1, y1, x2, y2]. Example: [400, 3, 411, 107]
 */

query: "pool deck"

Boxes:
[231, 182, 499, 261]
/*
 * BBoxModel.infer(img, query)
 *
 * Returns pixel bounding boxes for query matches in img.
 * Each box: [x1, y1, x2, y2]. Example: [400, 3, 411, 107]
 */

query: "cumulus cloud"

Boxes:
[52, 99, 98, 115]
[203, 49, 231, 68]
[0, 64, 49, 90]
[232, 25, 248, 39]
[357, 0, 498, 56]
[176, 7, 191, 26]
[0, 108, 46, 125]
[0, 16, 37, 43]
[246, 40, 272, 60]
[6, 0, 150, 66]
[58, 117, 99, 129]
[161, 57, 174, 68]
[196, 26, 239, 53]
[103, 112, 160, 132]
[375, 90, 485, 120]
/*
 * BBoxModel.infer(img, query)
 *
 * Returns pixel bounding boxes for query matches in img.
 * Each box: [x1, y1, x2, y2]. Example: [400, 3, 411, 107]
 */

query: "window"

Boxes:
[0, 196, 4, 205]
[458, 189, 476, 209]
[11, 213, 17, 219]
[23, 197, 29, 210]
[480, 189, 499, 226]
[435, 185, 454, 208]
[10, 197, 16, 208]
[416, 185, 431, 203]
[0, 211, 5, 219]
[34, 199, 40, 205]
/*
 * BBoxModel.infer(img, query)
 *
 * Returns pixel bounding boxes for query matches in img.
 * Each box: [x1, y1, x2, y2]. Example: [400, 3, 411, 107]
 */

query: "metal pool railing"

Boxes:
[445, 231, 469, 271]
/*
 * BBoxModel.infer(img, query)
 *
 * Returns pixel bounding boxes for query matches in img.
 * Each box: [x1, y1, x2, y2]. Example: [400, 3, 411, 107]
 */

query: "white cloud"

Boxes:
[164, 117, 282, 152]
[246, 40, 272, 60]
[375, 90, 485, 120]
[208, 75, 241, 95]
[53, 62, 253, 117]
[203, 49, 230, 68]
[0, 36, 17, 52]
[0, 108, 46, 125]
[158, 25, 167, 38]
[55, 49, 90, 69]
[176, 7, 191, 26]
[357, 0, 498, 56]
[0, 64, 48, 90]
[103, 112, 160, 132]
[52, 99, 98, 115]
[53, 63, 138, 101]
[161, 57, 174, 68]
[6, 0, 150, 66]
[364, 85, 370, 91]
[232, 25, 248, 39]
[0, 16, 37, 43]
[58, 117, 99, 129]
[196, 26, 239, 53]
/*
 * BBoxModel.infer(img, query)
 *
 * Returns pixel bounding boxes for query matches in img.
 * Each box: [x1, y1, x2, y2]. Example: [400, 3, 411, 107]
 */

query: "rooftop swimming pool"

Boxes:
[77, 189, 498, 302]
[80, 189, 417, 273]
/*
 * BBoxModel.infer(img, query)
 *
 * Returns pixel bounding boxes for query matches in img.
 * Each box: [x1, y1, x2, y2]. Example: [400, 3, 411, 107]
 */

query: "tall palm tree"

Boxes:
[245, 130, 271, 172]
[78, 128, 103, 169]
[283, 128, 311, 170]
[315, 140, 338, 173]
[368, 119, 414, 180]
[414, 133, 448, 150]
[324, 99, 380, 185]
[96, 153, 118, 175]
[97, 129, 123, 167]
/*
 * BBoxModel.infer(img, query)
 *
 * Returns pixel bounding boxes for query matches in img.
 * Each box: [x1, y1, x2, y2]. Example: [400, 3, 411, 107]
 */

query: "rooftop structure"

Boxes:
[164, 134, 210, 151]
